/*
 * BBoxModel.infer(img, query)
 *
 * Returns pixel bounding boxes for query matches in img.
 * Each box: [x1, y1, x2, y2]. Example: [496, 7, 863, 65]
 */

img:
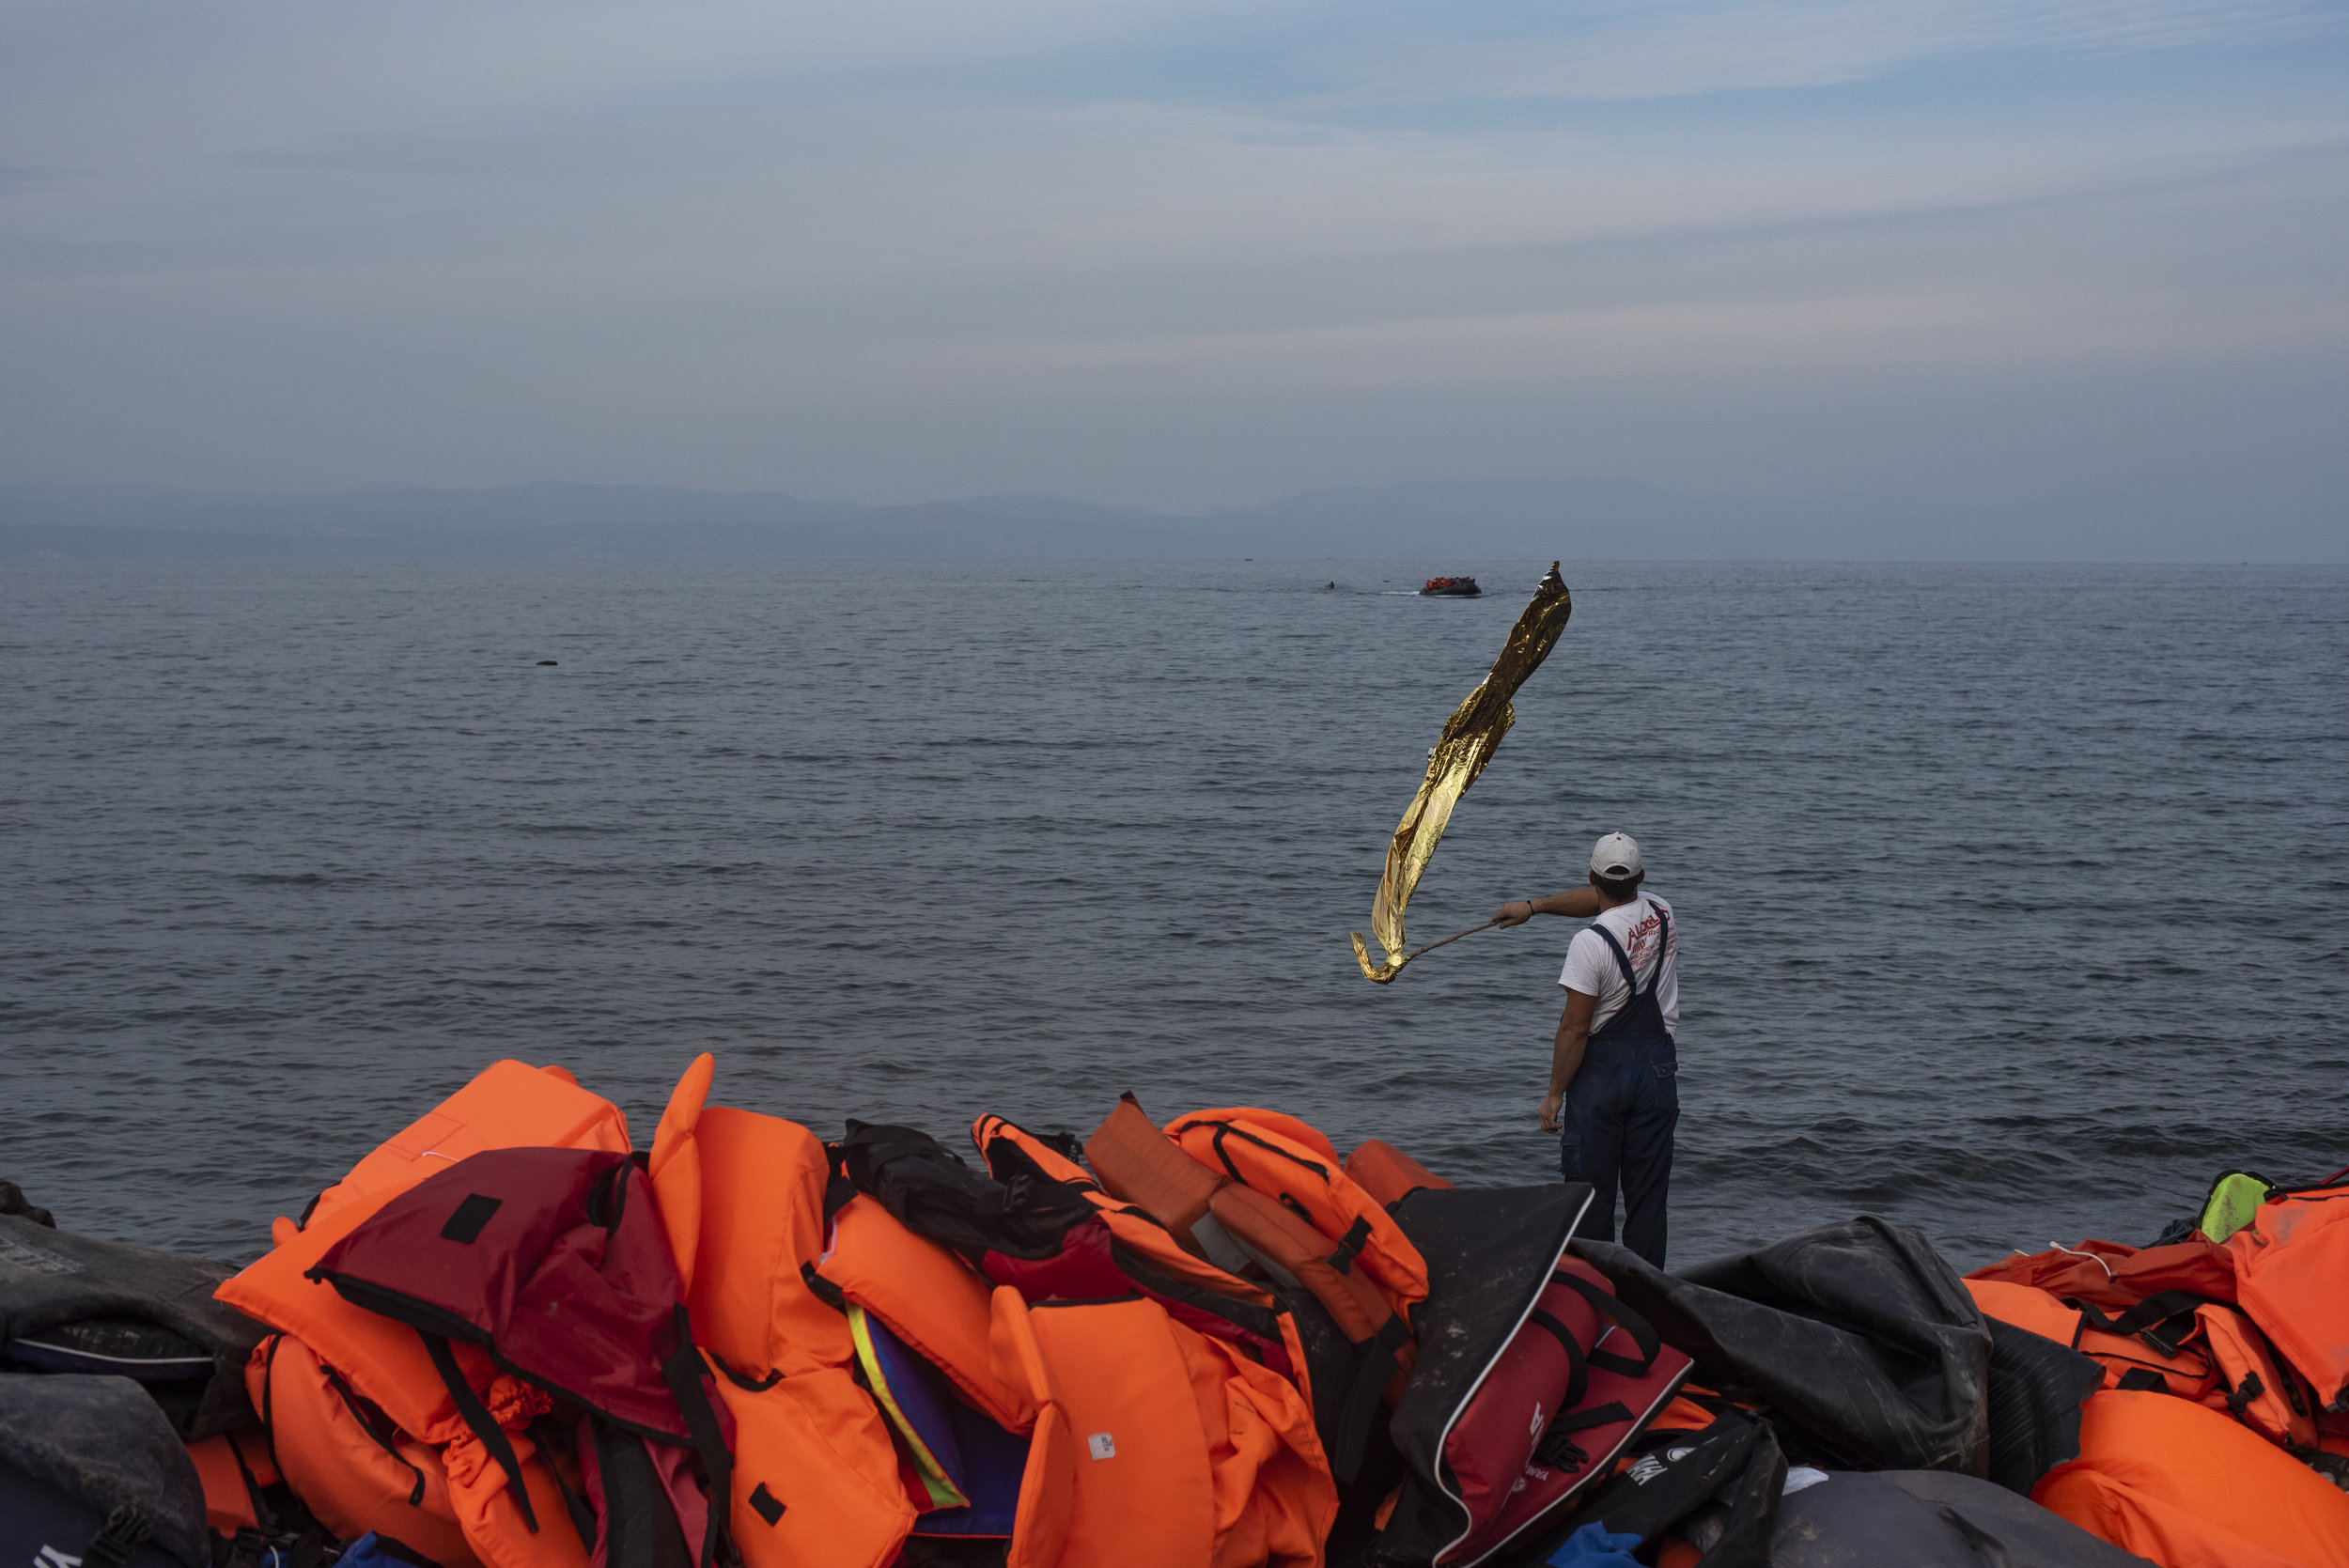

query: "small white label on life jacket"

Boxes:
[40, 1545, 86, 1568]
[1528, 1402, 1545, 1438]
[1087, 1432, 1116, 1460]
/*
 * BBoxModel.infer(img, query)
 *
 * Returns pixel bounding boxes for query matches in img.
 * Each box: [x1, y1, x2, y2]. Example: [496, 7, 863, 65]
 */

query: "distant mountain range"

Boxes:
[0, 478, 2332, 561]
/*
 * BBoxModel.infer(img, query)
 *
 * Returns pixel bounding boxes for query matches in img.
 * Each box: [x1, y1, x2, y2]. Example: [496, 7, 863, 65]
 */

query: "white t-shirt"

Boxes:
[1558, 894, 1678, 1036]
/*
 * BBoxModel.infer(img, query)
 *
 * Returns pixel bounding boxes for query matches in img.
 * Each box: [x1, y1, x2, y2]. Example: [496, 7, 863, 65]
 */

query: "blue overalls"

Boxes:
[1558, 903, 1678, 1267]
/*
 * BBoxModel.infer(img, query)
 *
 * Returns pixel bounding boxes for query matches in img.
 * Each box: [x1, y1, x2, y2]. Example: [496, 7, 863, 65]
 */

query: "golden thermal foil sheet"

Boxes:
[1351, 564, 1573, 983]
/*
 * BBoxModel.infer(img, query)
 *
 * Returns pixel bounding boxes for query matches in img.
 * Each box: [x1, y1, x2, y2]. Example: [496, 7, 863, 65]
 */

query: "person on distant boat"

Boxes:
[1493, 832, 1678, 1266]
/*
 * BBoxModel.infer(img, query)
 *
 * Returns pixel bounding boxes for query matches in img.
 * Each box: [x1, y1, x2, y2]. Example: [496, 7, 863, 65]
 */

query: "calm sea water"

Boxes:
[4, 558, 2345, 1270]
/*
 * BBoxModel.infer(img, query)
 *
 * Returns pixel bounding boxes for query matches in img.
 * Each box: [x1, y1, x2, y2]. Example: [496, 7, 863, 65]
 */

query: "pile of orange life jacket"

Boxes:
[207, 1059, 1575, 1568]
[1965, 1175, 2349, 1567]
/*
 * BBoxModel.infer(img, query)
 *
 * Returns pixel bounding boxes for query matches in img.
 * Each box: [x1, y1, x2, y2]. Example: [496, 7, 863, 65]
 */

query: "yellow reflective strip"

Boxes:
[848, 1305, 970, 1511]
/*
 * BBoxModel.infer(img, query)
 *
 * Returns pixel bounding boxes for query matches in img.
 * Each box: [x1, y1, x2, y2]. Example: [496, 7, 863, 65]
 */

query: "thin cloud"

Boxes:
[0, 0, 2341, 532]
[1333, 0, 2327, 102]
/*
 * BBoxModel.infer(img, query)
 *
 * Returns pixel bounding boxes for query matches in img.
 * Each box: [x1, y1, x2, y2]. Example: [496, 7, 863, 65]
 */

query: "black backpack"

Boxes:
[837, 1122, 1093, 1264]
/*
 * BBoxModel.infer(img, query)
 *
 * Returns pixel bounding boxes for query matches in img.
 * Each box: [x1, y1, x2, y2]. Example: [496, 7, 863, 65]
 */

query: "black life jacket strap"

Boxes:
[1532, 1402, 1638, 1473]
[1201, 1121, 1333, 1183]
[819, 1145, 858, 1227]
[1548, 1270, 1663, 1374]
[800, 1262, 847, 1312]
[420, 1331, 539, 1533]
[1547, 1400, 1637, 1435]
[1524, 1307, 1592, 1415]
[326, 1365, 428, 1508]
[80, 1506, 153, 1568]
[662, 1308, 736, 1568]
[530, 1416, 598, 1549]
[2073, 1290, 2204, 1355]
[222, 1425, 281, 1533]
[1330, 1313, 1409, 1487]
[256, 1335, 288, 1492]
[699, 1345, 784, 1393]
[1327, 1217, 1373, 1278]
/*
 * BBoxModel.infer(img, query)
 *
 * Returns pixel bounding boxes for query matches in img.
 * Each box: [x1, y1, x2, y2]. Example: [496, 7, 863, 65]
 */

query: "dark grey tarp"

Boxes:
[0, 1374, 210, 1568]
[0, 1211, 265, 1437]
[1982, 1317, 2104, 1495]
[1575, 1218, 1991, 1474]
[1769, 1470, 2155, 1566]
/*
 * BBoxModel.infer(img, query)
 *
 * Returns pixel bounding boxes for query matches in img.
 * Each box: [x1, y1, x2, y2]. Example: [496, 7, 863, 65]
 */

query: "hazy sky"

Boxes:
[4, 0, 2345, 519]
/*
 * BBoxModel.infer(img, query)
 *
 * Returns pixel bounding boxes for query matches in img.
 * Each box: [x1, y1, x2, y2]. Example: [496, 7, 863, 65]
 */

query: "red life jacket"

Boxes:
[308, 1147, 734, 1568]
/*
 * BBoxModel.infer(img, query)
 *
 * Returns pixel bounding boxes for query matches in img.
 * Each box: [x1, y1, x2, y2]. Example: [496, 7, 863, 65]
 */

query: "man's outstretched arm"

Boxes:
[1539, 988, 1598, 1132]
[1494, 887, 1604, 927]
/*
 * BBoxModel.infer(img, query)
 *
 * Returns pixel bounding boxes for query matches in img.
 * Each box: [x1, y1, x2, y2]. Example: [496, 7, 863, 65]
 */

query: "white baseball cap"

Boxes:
[1590, 832, 1643, 879]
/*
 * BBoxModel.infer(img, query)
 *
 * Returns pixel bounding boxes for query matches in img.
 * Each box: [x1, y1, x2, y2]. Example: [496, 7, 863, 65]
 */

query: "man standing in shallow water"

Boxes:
[1494, 831, 1680, 1266]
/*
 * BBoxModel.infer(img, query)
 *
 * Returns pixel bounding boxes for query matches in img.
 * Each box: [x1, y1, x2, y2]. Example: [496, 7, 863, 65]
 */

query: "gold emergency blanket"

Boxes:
[1350, 564, 1573, 983]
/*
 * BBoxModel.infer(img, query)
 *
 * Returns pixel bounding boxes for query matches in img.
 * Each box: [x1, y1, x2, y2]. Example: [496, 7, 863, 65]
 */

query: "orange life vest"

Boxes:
[1163, 1109, 1428, 1324]
[1076, 1096, 1408, 1482]
[216, 1060, 632, 1568]
[1015, 1292, 1336, 1568]
[971, 1114, 1099, 1191]
[2227, 1181, 2349, 1414]
[183, 1427, 279, 1536]
[646, 1052, 716, 1294]
[1964, 1279, 2082, 1344]
[298, 1061, 631, 1234]
[1968, 1275, 2217, 1401]
[1966, 1273, 2318, 1446]
[1173, 1321, 1337, 1568]
[218, 1061, 633, 1442]
[1341, 1140, 1453, 1210]
[973, 1108, 1279, 1320]
[1168, 1107, 1343, 1166]
[817, 1193, 1035, 1432]
[2197, 1302, 2320, 1450]
[1086, 1094, 1227, 1258]
[1967, 1238, 2237, 1312]
[2034, 1389, 2349, 1568]
[242, 1333, 482, 1568]
[978, 1103, 1343, 1498]
[642, 1062, 913, 1568]
[985, 1286, 1075, 1568]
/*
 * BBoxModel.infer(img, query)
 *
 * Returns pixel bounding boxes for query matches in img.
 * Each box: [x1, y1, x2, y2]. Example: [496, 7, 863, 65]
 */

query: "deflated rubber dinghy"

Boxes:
[0, 1207, 265, 1440]
[0, 1373, 210, 1568]
[1575, 1218, 1994, 1474]
[1766, 1469, 2156, 1567]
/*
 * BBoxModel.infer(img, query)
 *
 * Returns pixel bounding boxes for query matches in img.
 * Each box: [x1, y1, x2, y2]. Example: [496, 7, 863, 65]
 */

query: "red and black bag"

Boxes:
[1371, 1185, 1692, 1567]
[1441, 1258, 1692, 1563]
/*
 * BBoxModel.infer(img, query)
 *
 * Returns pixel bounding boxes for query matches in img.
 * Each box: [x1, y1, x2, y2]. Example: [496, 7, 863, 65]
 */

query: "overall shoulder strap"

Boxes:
[1641, 906, 1672, 997]
[1588, 923, 1638, 992]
